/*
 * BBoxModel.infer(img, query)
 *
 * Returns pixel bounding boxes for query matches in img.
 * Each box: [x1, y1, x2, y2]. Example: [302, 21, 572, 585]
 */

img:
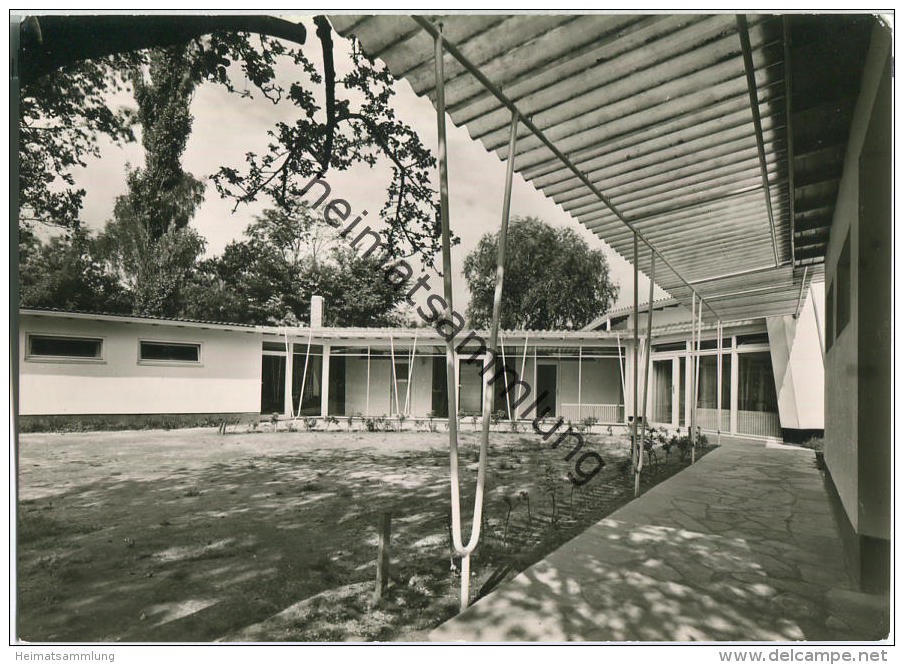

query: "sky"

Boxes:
[71, 15, 660, 319]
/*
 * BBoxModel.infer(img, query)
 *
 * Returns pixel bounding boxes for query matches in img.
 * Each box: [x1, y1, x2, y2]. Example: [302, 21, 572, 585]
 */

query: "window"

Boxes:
[699, 338, 733, 351]
[836, 232, 851, 337]
[697, 355, 731, 410]
[292, 352, 322, 416]
[737, 352, 778, 413]
[653, 341, 686, 352]
[736, 333, 770, 346]
[826, 281, 835, 350]
[27, 334, 102, 361]
[139, 341, 201, 364]
[392, 361, 410, 414]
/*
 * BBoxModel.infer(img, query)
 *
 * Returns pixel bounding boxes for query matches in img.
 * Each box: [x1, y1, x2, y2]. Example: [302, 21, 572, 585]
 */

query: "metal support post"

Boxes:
[717, 321, 723, 446]
[636, 253, 655, 496]
[632, 233, 639, 471]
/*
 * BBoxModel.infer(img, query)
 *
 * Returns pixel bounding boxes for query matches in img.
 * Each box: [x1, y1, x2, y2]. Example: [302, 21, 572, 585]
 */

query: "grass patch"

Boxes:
[17, 512, 101, 545]
[17, 429, 712, 642]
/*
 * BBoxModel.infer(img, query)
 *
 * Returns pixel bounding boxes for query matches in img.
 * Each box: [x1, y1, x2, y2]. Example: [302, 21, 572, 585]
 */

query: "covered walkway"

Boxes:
[429, 438, 888, 642]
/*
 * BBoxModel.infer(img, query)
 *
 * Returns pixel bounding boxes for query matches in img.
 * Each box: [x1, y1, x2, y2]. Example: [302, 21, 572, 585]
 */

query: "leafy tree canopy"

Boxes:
[93, 45, 207, 318]
[463, 216, 619, 330]
[18, 15, 445, 266]
[183, 203, 409, 326]
[19, 228, 130, 314]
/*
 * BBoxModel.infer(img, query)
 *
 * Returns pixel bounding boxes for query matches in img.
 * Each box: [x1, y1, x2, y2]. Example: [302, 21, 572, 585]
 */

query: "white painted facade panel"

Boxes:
[19, 314, 262, 415]
[766, 291, 825, 431]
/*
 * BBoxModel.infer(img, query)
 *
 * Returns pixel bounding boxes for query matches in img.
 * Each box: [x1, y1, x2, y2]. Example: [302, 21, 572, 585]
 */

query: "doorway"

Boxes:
[261, 355, 285, 414]
[458, 358, 483, 415]
[653, 359, 673, 424]
[431, 355, 448, 417]
[535, 364, 557, 418]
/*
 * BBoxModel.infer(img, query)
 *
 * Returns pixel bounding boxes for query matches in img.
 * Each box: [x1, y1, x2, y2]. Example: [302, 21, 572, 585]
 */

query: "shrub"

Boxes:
[618, 458, 633, 477]
[676, 434, 692, 461]
[801, 436, 824, 452]
[540, 463, 561, 525]
[641, 426, 659, 468]
[577, 415, 598, 434]
[661, 433, 676, 462]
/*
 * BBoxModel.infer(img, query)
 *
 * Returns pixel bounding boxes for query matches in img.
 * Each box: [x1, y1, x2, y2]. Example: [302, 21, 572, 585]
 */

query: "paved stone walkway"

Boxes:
[429, 438, 889, 642]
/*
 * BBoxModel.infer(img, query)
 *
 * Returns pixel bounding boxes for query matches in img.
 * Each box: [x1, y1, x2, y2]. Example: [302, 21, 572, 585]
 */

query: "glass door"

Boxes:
[653, 359, 673, 424]
[261, 354, 285, 414]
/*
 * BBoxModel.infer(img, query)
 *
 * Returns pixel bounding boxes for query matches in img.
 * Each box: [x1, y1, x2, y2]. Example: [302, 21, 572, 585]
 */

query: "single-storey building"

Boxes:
[17, 288, 823, 441]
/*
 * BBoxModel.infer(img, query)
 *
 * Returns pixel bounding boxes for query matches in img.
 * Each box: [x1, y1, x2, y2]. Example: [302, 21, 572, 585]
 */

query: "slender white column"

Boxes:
[672, 356, 680, 426]
[284, 336, 294, 417]
[717, 321, 723, 443]
[365, 344, 371, 416]
[730, 336, 739, 434]
[320, 343, 331, 418]
[532, 345, 538, 419]
[577, 345, 583, 420]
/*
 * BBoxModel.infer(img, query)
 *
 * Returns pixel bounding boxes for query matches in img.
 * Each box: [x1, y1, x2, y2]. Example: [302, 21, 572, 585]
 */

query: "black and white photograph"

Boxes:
[8, 5, 895, 658]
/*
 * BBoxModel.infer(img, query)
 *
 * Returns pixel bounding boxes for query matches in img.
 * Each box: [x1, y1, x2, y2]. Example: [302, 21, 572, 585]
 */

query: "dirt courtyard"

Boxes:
[16, 425, 710, 642]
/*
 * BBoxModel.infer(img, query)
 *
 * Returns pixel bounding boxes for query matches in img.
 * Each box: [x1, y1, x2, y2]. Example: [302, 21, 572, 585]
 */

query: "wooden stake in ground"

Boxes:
[374, 512, 391, 603]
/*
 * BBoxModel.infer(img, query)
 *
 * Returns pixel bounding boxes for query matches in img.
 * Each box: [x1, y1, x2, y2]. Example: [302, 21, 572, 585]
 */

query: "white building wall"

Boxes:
[19, 314, 262, 415]
[823, 24, 891, 542]
[343, 356, 392, 416]
[556, 358, 622, 408]
[343, 357, 370, 415]
[410, 356, 434, 415]
[766, 289, 825, 430]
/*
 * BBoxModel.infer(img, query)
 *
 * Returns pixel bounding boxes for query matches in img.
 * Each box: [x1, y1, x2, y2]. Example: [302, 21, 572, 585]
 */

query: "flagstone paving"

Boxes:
[429, 437, 890, 642]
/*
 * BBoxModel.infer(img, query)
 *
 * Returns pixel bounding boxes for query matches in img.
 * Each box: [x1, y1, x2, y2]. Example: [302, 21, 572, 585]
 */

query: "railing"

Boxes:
[737, 409, 782, 437]
[695, 407, 730, 432]
[560, 403, 623, 423]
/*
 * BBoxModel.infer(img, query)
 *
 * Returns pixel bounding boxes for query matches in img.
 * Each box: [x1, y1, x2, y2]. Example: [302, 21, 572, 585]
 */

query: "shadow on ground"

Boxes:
[429, 441, 890, 642]
[17, 429, 710, 642]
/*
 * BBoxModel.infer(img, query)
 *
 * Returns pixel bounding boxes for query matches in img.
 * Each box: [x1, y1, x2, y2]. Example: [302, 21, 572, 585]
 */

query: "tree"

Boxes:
[17, 15, 447, 266]
[19, 229, 130, 313]
[186, 202, 324, 324]
[16, 14, 305, 230]
[463, 217, 619, 330]
[181, 203, 410, 326]
[98, 223, 206, 317]
[18, 53, 139, 229]
[96, 45, 207, 317]
[313, 248, 411, 327]
[112, 45, 206, 240]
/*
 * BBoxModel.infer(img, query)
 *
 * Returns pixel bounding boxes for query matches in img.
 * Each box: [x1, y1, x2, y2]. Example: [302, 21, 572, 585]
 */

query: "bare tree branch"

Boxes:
[314, 15, 336, 178]
[18, 14, 307, 88]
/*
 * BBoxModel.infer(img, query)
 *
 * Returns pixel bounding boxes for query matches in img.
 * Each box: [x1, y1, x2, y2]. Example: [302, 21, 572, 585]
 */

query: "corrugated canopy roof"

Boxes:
[329, 13, 874, 324]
